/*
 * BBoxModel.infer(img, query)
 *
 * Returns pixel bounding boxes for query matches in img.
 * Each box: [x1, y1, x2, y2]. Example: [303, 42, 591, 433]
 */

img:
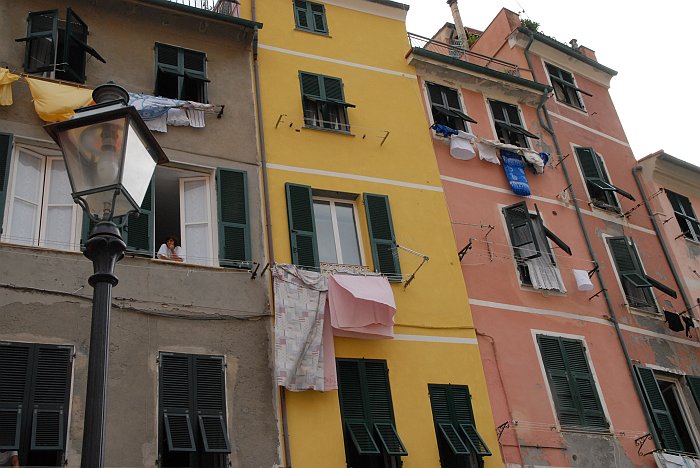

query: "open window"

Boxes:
[666, 190, 700, 243]
[299, 72, 354, 132]
[502, 201, 571, 291]
[15, 9, 105, 84]
[155, 43, 208, 102]
[488, 100, 538, 148]
[426, 82, 476, 133]
[575, 147, 635, 212]
[545, 63, 590, 110]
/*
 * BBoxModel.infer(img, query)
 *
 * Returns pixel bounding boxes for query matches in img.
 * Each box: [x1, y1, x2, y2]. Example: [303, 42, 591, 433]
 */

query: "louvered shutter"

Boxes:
[576, 147, 611, 204]
[608, 237, 652, 288]
[18, 10, 58, 74]
[217, 169, 250, 267]
[364, 361, 406, 456]
[448, 386, 491, 456]
[294, 1, 311, 29]
[459, 423, 491, 456]
[686, 375, 700, 412]
[364, 194, 401, 280]
[634, 366, 683, 452]
[537, 335, 584, 427]
[560, 339, 607, 429]
[0, 343, 30, 450]
[322, 77, 344, 103]
[428, 385, 471, 456]
[310, 3, 327, 33]
[337, 360, 380, 454]
[195, 356, 230, 453]
[668, 191, 700, 240]
[503, 202, 540, 260]
[30, 346, 71, 450]
[160, 353, 196, 452]
[61, 9, 89, 83]
[285, 183, 318, 269]
[155, 43, 183, 99]
[0, 133, 12, 235]
[300, 73, 322, 100]
[123, 179, 154, 256]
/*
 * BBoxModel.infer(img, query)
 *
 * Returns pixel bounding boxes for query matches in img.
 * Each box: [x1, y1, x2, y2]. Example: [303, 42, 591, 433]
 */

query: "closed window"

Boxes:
[666, 190, 700, 242]
[155, 43, 208, 102]
[607, 236, 676, 312]
[537, 335, 608, 431]
[285, 183, 401, 279]
[0, 342, 73, 467]
[336, 359, 407, 468]
[487, 100, 539, 148]
[425, 82, 476, 133]
[15, 9, 105, 84]
[294, 0, 328, 34]
[575, 147, 635, 211]
[299, 72, 354, 132]
[545, 63, 590, 110]
[428, 384, 491, 468]
[159, 352, 231, 468]
[502, 201, 571, 291]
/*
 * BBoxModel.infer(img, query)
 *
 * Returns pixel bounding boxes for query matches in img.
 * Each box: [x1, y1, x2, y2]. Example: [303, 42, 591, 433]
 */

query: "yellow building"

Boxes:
[242, 0, 502, 466]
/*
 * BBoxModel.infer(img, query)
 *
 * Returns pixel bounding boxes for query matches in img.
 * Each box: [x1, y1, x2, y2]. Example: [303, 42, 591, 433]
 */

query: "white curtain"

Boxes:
[8, 149, 43, 246]
[41, 158, 76, 250]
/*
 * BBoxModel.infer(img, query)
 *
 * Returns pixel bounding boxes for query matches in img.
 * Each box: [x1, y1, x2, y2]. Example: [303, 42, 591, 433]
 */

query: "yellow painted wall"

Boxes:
[253, 1, 502, 466]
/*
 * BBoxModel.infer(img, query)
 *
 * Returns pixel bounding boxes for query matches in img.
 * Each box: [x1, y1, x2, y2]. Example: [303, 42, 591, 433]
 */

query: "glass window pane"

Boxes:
[183, 179, 208, 224]
[47, 160, 73, 204]
[10, 199, 38, 245]
[184, 224, 209, 265]
[313, 200, 337, 263]
[335, 203, 361, 265]
[44, 206, 73, 249]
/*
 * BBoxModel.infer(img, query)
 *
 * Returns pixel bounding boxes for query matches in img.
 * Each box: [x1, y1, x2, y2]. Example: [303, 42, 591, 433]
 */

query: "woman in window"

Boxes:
[157, 236, 184, 262]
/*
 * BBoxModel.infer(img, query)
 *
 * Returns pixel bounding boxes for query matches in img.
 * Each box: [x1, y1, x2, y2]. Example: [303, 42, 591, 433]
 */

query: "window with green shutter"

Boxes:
[487, 100, 539, 148]
[545, 63, 590, 110]
[364, 194, 401, 281]
[159, 352, 230, 468]
[666, 190, 700, 243]
[0, 342, 72, 467]
[286, 183, 319, 269]
[294, 1, 328, 34]
[575, 147, 635, 212]
[607, 236, 676, 312]
[155, 43, 208, 102]
[536, 335, 609, 431]
[337, 359, 407, 467]
[0, 133, 12, 236]
[634, 366, 685, 452]
[217, 169, 251, 267]
[299, 71, 354, 132]
[428, 384, 491, 468]
[426, 82, 477, 132]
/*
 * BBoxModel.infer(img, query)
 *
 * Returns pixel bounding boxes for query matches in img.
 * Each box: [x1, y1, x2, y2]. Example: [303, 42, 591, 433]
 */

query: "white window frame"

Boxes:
[655, 374, 700, 454]
[313, 196, 365, 266]
[423, 80, 471, 135]
[484, 96, 533, 148]
[542, 59, 587, 114]
[570, 143, 622, 214]
[178, 174, 216, 266]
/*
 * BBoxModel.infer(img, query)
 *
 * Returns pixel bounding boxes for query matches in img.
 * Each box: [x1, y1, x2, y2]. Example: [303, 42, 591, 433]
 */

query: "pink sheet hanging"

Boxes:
[328, 274, 396, 339]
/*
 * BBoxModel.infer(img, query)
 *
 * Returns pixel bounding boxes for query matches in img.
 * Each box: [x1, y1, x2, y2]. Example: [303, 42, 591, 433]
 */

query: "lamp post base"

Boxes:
[81, 222, 126, 468]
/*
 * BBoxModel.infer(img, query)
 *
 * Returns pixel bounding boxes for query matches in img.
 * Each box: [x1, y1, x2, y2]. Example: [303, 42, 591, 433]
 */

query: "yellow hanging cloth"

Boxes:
[0, 68, 21, 106]
[25, 77, 94, 122]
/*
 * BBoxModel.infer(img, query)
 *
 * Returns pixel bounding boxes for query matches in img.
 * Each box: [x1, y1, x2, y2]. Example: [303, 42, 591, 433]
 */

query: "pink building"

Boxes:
[408, 5, 700, 467]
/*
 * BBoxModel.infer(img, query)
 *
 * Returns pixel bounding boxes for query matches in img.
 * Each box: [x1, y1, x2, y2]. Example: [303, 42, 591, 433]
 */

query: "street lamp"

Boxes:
[44, 83, 167, 468]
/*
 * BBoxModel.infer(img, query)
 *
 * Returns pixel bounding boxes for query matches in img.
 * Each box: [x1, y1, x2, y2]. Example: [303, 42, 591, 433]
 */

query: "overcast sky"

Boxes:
[402, 1, 699, 166]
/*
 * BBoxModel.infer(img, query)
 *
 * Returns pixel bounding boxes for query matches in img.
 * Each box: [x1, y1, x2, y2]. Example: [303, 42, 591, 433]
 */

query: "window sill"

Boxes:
[519, 283, 567, 296]
[554, 99, 587, 115]
[628, 306, 662, 318]
[294, 27, 331, 37]
[559, 426, 612, 436]
[302, 125, 354, 136]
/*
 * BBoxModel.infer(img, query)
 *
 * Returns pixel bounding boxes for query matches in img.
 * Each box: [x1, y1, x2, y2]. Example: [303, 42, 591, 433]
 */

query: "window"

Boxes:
[666, 190, 700, 242]
[0, 342, 73, 467]
[536, 335, 608, 431]
[159, 352, 231, 468]
[488, 100, 538, 148]
[426, 83, 476, 133]
[575, 147, 635, 211]
[502, 201, 571, 290]
[607, 236, 676, 312]
[428, 384, 491, 468]
[15, 8, 105, 84]
[81, 166, 251, 267]
[285, 183, 401, 279]
[635, 366, 699, 454]
[155, 43, 208, 102]
[294, 1, 328, 34]
[336, 359, 407, 468]
[545, 63, 590, 110]
[1, 143, 81, 251]
[299, 71, 354, 132]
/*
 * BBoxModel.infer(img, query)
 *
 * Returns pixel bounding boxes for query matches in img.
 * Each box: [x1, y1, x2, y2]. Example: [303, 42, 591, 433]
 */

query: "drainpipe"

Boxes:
[251, 3, 292, 467]
[521, 28, 661, 449]
[632, 166, 695, 318]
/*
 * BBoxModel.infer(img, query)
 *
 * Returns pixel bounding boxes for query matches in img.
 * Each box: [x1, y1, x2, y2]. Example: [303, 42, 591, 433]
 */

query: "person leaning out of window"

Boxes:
[0, 450, 19, 468]
[157, 236, 183, 262]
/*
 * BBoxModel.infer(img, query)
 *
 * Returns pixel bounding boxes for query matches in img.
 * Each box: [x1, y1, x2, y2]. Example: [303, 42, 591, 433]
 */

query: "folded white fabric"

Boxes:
[450, 131, 477, 160]
[167, 108, 191, 126]
[476, 140, 500, 164]
[522, 148, 545, 173]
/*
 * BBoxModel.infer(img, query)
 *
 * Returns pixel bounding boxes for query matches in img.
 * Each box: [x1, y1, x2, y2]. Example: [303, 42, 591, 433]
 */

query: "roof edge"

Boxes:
[136, 0, 263, 29]
[366, 0, 410, 10]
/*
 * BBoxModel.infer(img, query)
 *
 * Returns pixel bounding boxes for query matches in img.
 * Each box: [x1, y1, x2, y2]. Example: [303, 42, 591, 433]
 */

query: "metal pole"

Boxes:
[81, 221, 126, 468]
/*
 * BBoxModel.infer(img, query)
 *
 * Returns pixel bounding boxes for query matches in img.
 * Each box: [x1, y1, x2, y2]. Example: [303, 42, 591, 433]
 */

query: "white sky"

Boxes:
[403, 1, 700, 166]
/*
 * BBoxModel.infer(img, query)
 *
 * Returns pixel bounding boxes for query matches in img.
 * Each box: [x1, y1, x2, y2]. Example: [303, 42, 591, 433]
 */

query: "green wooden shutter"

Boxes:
[0, 133, 12, 236]
[30, 346, 72, 450]
[686, 375, 700, 412]
[0, 343, 30, 450]
[285, 183, 319, 269]
[322, 77, 344, 103]
[634, 366, 683, 452]
[364, 361, 407, 456]
[560, 339, 607, 429]
[337, 360, 380, 455]
[217, 169, 250, 267]
[537, 336, 586, 428]
[194, 356, 230, 453]
[124, 179, 154, 256]
[503, 202, 540, 260]
[428, 385, 471, 456]
[608, 237, 652, 288]
[300, 72, 323, 100]
[160, 353, 196, 452]
[155, 43, 183, 99]
[19, 10, 58, 74]
[364, 194, 401, 280]
[61, 9, 88, 83]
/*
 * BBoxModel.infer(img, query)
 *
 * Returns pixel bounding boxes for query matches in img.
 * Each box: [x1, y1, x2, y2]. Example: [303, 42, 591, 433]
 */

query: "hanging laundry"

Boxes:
[273, 264, 337, 391]
[128, 93, 187, 120]
[25, 77, 93, 122]
[476, 140, 500, 165]
[431, 123, 459, 138]
[328, 274, 396, 339]
[539, 152, 550, 166]
[664, 310, 684, 332]
[522, 148, 545, 174]
[186, 109, 206, 128]
[0, 68, 20, 106]
[683, 315, 695, 337]
[449, 131, 477, 160]
[501, 150, 531, 196]
[166, 108, 191, 126]
[527, 255, 566, 292]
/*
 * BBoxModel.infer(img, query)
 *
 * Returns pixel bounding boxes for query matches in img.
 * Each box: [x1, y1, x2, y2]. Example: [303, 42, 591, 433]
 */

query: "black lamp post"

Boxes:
[44, 83, 168, 468]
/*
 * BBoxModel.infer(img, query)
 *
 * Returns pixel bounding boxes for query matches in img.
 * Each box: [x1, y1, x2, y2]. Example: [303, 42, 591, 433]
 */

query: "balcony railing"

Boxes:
[165, 0, 240, 17]
[408, 33, 521, 77]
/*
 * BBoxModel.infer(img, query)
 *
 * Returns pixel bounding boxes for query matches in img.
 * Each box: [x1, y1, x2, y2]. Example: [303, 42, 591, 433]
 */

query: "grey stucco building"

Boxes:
[0, 1, 279, 466]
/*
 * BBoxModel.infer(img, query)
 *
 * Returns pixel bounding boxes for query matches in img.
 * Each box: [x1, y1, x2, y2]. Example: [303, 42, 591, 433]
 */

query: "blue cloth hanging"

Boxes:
[501, 150, 531, 196]
[431, 123, 459, 138]
[539, 152, 550, 166]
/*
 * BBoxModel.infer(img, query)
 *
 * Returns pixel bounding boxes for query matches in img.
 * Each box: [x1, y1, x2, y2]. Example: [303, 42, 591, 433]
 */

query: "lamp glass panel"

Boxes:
[82, 190, 133, 220]
[121, 122, 157, 208]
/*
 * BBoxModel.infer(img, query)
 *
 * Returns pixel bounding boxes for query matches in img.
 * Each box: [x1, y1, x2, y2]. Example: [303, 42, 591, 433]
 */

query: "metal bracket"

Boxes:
[458, 239, 473, 261]
[496, 421, 510, 440]
[552, 153, 570, 168]
[275, 114, 287, 129]
[587, 264, 599, 278]
[634, 433, 655, 457]
[588, 288, 607, 301]
[216, 104, 225, 119]
[260, 262, 270, 278]
[250, 262, 261, 280]
[379, 131, 390, 146]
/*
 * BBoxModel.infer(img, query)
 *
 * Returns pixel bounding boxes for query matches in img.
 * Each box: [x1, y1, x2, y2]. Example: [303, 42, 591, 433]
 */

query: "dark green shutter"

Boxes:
[160, 353, 196, 452]
[323, 77, 344, 102]
[285, 183, 319, 269]
[364, 194, 401, 280]
[124, 179, 154, 256]
[459, 423, 491, 456]
[634, 366, 683, 452]
[61, 9, 88, 83]
[686, 375, 700, 412]
[576, 147, 603, 181]
[337, 360, 380, 454]
[363, 362, 406, 456]
[300, 72, 322, 100]
[668, 191, 700, 241]
[19, 10, 58, 74]
[195, 356, 230, 453]
[503, 202, 540, 260]
[560, 339, 607, 429]
[0, 343, 30, 450]
[30, 346, 71, 450]
[428, 385, 471, 456]
[0, 133, 12, 236]
[217, 169, 250, 267]
[608, 237, 652, 288]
